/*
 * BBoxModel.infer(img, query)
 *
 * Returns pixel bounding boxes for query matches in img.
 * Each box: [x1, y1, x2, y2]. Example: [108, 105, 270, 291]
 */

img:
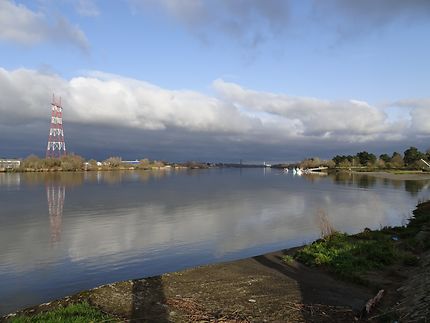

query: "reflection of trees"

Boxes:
[302, 174, 326, 183]
[404, 180, 428, 196]
[19, 170, 173, 187]
[356, 175, 377, 189]
[331, 172, 430, 195]
[100, 171, 125, 184]
[83, 171, 100, 183]
[138, 171, 151, 183]
[332, 173, 377, 188]
[22, 172, 84, 187]
[332, 172, 354, 186]
[100, 170, 170, 184]
[148, 170, 170, 180]
[388, 179, 403, 190]
[46, 183, 65, 243]
[378, 177, 403, 190]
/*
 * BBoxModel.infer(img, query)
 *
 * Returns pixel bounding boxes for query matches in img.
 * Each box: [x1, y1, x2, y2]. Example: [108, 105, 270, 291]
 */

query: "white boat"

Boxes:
[292, 167, 303, 175]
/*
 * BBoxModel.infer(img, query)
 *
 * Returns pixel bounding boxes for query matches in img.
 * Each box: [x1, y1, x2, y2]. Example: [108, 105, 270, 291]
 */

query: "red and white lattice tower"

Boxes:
[46, 94, 67, 158]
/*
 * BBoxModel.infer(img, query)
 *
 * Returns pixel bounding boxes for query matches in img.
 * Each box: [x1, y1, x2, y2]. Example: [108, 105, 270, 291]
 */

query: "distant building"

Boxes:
[0, 159, 21, 169]
[122, 160, 140, 165]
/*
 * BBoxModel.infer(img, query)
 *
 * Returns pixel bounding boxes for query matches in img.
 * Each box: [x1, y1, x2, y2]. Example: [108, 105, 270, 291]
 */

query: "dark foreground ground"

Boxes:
[2, 251, 372, 322]
[2, 203, 430, 322]
[4, 249, 429, 322]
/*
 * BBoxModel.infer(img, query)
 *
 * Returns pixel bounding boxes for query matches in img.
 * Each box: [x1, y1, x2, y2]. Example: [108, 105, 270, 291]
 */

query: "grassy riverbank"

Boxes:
[3, 202, 430, 322]
[289, 205, 429, 285]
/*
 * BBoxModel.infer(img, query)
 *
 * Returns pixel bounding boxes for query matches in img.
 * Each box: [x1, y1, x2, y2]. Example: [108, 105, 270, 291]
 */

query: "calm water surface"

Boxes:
[1, 168, 430, 314]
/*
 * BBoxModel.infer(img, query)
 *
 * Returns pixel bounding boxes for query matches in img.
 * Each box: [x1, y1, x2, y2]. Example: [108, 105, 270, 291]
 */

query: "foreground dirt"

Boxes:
[3, 251, 373, 322]
[390, 249, 430, 322]
[4, 250, 430, 322]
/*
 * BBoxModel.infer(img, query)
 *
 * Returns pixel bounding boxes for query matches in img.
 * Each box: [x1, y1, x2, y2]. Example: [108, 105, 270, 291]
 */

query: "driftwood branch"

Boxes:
[362, 289, 384, 317]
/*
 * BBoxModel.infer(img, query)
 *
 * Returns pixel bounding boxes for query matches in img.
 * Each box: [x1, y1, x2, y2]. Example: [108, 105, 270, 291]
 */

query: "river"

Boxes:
[1, 168, 429, 314]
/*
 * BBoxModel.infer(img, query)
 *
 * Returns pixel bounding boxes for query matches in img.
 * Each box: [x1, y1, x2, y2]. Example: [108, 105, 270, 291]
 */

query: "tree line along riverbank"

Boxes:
[0, 155, 211, 172]
[3, 201, 429, 322]
[273, 146, 430, 172]
[2, 146, 430, 173]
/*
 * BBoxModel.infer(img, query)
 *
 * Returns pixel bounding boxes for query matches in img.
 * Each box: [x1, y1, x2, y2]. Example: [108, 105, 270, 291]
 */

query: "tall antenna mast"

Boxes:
[46, 94, 67, 158]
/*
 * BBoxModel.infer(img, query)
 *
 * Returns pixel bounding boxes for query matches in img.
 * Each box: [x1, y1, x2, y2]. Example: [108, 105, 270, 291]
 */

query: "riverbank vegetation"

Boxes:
[3, 154, 210, 172]
[285, 201, 430, 286]
[294, 146, 430, 172]
[331, 146, 429, 170]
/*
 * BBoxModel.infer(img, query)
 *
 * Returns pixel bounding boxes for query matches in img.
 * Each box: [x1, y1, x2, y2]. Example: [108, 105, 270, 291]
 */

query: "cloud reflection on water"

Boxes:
[1, 170, 429, 273]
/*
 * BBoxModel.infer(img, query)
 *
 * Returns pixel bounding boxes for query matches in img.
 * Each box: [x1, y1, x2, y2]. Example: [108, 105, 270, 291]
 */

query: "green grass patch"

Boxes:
[293, 201, 430, 283]
[9, 302, 115, 323]
[294, 232, 397, 282]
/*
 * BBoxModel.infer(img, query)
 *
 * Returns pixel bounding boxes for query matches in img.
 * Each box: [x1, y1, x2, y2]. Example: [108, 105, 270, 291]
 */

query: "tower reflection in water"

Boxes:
[46, 182, 66, 243]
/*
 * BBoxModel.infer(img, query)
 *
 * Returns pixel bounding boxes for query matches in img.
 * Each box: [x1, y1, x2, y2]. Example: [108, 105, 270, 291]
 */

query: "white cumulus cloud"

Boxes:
[0, 0, 89, 51]
[213, 79, 407, 141]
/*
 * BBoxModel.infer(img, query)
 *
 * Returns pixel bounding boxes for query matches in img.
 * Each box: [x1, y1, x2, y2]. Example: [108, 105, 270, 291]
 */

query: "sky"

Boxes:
[0, 0, 429, 162]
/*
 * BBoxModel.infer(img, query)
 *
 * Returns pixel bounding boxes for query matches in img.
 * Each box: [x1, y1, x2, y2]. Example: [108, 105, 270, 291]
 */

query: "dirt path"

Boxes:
[78, 251, 372, 322]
